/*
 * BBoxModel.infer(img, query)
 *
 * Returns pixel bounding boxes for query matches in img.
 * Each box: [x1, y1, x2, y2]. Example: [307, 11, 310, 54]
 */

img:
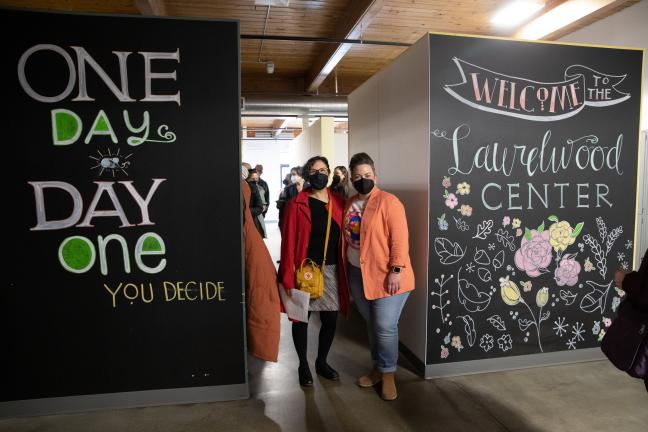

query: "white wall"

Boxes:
[242, 139, 291, 222]
[559, 0, 647, 130]
[559, 0, 648, 265]
[333, 132, 349, 169]
[349, 36, 431, 366]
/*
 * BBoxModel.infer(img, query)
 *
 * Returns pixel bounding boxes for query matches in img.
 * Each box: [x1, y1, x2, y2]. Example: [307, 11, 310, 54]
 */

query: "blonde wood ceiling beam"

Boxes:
[305, 0, 384, 93]
[135, 0, 167, 16]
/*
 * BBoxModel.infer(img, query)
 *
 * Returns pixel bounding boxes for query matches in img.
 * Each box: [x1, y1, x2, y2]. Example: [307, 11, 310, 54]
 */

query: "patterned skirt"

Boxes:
[309, 264, 340, 312]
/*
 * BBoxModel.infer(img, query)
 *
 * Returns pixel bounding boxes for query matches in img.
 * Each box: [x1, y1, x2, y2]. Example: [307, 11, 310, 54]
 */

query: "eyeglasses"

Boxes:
[308, 168, 330, 175]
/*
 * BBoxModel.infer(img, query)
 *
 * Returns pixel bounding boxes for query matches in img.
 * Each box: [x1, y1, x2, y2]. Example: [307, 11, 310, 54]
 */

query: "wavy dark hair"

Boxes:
[302, 156, 330, 178]
[332, 165, 350, 197]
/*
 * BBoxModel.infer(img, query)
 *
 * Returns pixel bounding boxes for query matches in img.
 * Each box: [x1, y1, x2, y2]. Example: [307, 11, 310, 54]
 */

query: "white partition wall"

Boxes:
[349, 33, 644, 378]
[349, 37, 431, 368]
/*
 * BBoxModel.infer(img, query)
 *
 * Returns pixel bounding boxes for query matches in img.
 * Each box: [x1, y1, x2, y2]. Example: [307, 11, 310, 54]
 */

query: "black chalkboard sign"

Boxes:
[426, 34, 642, 364]
[2, 9, 245, 402]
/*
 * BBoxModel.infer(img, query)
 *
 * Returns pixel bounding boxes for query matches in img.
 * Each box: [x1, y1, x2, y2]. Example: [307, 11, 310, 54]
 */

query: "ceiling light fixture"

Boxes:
[491, 1, 545, 28]
[515, 0, 616, 40]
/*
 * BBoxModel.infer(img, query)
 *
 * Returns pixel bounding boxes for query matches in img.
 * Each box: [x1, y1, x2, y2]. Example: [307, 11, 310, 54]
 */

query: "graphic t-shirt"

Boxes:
[344, 198, 367, 268]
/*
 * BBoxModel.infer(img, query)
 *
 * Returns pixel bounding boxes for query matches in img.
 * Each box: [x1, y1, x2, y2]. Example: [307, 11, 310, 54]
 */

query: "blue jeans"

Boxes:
[347, 264, 410, 373]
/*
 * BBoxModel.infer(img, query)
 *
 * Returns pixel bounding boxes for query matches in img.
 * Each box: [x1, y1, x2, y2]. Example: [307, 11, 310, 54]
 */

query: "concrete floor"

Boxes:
[2, 223, 646, 431]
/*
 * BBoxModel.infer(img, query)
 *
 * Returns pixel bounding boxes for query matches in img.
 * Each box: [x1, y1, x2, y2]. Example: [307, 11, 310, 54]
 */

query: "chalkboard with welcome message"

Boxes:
[426, 34, 643, 365]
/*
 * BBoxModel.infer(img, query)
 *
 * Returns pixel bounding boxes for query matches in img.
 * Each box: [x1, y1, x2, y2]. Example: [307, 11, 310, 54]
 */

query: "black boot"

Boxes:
[315, 359, 340, 381]
[298, 364, 313, 387]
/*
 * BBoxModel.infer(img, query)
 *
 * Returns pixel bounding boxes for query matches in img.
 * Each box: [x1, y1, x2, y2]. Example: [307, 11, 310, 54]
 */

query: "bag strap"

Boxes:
[321, 196, 333, 267]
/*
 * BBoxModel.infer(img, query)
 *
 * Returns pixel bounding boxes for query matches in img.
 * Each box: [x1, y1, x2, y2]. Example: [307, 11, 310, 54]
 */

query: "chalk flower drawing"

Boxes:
[521, 280, 532, 292]
[437, 213, 449, 231]
[598, 329, 606, 342]
[480, 334, 494, 352]
[442, 176, 452, 189]
[584, 257, 595, 272]
[459, 204, 473, 217]
[617, 252, 625, 261]
[512, 218, 521, 229]
[611, 296, 621, 312]
[625, 240, 633, 250]
[549, 221, 578, 252]
[500, 276, 550, 352]
[497, 334, 513, 352]
[592, 321, 601, 335]
[554, 257, 581, 287]
[441, 345, 449, 359]
[445, 192, 459, 209]
[516, 228, 523, 237]
[456, 181, 470, 195]
[514, 229, 552, 278]
[502, 216, 511, 227]
[451, 336, 464, 352]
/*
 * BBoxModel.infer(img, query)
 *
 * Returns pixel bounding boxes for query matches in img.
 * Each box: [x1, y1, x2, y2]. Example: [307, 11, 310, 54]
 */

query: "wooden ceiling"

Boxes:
[1, 0, 640, 98]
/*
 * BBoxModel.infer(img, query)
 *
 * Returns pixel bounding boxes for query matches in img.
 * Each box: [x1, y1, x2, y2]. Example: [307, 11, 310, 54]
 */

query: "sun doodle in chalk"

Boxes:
[89, 148, 133, 177]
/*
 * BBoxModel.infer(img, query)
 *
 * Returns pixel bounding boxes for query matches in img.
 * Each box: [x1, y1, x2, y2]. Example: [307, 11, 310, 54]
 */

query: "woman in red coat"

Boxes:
[278, 156, 350, 387]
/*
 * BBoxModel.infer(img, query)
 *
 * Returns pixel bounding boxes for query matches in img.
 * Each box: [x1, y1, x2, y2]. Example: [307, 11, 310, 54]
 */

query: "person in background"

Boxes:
[241, 165, 280, 362]
[255, 164, 271, 217]
[331, 165, 351, 199]
[613, 251, 648, 391]
[247, 169, 267, 238]
[277, 166, 305, 229]
[278, 156, 349, 387]
[344, 152, 415, 401]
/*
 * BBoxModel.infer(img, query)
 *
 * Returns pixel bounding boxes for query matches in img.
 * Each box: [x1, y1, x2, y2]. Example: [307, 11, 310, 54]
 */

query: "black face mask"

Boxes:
[308, 172, 329, 190]
[248, 180, 258, 185]
[331, 175, 341, 188]
[353, 178, 375, 195]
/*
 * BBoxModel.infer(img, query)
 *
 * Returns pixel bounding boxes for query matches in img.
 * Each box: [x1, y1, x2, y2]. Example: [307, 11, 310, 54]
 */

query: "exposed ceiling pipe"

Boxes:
[242, 95, 347, 117]
[241, 34, 411, 47]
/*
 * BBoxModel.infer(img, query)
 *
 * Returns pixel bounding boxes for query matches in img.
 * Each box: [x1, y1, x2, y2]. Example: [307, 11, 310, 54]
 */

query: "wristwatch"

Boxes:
[391, 266, 402, 274]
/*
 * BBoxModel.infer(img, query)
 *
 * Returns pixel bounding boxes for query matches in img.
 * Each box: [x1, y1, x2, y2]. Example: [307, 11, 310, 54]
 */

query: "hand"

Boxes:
[385, 272, 401, 295]
[614, 268, 627, 289]
[279, 282, 292, 297]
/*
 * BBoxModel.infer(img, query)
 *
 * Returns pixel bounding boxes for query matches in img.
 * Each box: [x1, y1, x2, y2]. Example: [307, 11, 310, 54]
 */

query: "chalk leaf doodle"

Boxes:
[487, 315, 507, 331]
[473, 220, 493, 240]
[495, 228, 516, 252]
[474, 248, 491, 266]
[454, 216, 470, 232]
[583, 217, 622, 279]
[457, 315, 477, 347]
[431, 274, 453, 325]
[478, 267, 492, 282]
[457, 267, 492, 312]
[434, 238, 466, 265]
[559, 290, 578, 306]
[580, 280, 613, 313]
[492, 250, 505, 270]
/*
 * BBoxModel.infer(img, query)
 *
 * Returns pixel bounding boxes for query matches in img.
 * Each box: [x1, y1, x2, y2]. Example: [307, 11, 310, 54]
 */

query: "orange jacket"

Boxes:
[343, 186, 415, 300]
[242, 181, 280, 362]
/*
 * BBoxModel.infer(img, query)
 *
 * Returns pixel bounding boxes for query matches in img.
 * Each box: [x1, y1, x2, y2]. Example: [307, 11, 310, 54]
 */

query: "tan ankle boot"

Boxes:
[356, 368, 382, 388]
[381, 372, 397, 400]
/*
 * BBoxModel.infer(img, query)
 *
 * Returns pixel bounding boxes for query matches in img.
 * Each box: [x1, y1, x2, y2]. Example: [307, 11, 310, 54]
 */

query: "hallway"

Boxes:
[2, 222, 647, 431]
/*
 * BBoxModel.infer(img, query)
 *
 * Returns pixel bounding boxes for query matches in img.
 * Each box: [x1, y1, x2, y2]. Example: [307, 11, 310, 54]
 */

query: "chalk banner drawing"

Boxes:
[426, 33, 642, 364]
[3, 9, 246, 403]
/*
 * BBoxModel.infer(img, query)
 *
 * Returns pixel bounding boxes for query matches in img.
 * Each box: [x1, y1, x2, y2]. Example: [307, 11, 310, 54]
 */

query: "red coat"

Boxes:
[278, 189, 350, 316]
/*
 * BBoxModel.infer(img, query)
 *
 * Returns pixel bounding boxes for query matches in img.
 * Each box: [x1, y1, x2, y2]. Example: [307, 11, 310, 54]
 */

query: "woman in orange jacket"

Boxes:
[343, 152, 414, 401]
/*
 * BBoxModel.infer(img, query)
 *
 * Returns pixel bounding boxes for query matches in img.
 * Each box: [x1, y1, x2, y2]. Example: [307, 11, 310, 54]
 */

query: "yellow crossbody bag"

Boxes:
[295, 198, 333, 299]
